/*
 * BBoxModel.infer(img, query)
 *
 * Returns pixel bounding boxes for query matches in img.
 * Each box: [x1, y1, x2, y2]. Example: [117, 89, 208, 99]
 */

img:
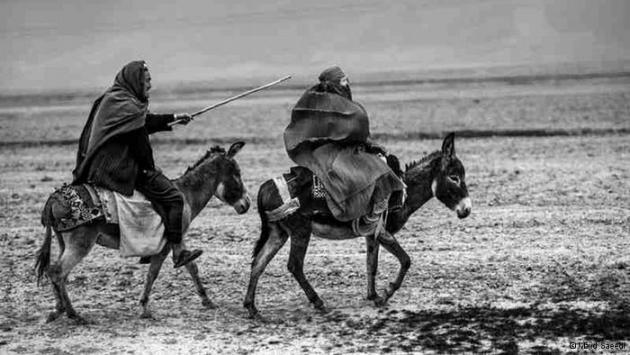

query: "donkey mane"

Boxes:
[404, 150, 441, 172]
[184, 146, 226, 174]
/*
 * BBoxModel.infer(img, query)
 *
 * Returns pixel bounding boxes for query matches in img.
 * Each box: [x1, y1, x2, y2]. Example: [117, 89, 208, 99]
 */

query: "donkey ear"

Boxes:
[441, 133, 455, 158]
[386, 154, 403, 177]
[227, 141, 245, 158]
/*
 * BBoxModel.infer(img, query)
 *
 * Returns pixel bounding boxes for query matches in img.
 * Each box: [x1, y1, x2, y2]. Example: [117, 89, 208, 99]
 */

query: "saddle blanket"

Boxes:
[95, 186, 167, 257]
[49, 184, 166, 257]
[265, 169, 386, 238]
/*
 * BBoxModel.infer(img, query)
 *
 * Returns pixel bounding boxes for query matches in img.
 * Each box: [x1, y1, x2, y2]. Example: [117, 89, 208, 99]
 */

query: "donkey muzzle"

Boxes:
[456, 197, 472, 219]
[233, 194, 251, 214]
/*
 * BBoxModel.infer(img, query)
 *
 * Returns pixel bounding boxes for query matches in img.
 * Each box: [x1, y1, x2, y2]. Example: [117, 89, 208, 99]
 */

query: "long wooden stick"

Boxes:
[169, 75, 292, 126]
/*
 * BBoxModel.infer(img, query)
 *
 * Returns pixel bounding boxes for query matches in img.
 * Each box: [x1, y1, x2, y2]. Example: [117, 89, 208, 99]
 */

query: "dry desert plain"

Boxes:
[1, 74, 629, 354]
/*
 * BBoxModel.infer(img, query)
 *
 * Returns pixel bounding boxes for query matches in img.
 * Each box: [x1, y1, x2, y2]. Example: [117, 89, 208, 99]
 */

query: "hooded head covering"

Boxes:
[318, 66, 346, 84]
[73, 60, 150, 181]
[113, 60, 148, 102]
[312, 66, 351, 100]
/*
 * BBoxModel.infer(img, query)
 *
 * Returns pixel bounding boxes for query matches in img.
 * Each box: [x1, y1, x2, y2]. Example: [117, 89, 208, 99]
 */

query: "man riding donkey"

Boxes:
[283, 66, 405, 232]
[72, 60, 202, 268]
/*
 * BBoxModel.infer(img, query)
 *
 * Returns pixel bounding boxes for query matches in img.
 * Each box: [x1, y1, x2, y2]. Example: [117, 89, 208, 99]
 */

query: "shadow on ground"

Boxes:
[322, 304, 630, 353]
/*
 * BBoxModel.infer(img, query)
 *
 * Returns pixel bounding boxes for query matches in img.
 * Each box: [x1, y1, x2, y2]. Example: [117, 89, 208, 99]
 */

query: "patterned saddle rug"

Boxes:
[43, 184, 167, 257]
[43, 184, 105, 231]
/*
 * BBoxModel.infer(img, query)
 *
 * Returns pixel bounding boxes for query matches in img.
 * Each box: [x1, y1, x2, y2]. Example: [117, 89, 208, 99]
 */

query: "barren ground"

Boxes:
[1, 77, 629, 354]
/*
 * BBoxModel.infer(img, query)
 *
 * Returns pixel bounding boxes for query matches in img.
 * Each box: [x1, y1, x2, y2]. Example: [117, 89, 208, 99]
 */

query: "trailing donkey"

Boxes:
[244, 134, 471, 318]
[36, 142, 249, 323]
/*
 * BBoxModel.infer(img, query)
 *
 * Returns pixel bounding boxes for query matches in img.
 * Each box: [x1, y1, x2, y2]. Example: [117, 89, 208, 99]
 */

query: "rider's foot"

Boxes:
[173, 249, 203, 268]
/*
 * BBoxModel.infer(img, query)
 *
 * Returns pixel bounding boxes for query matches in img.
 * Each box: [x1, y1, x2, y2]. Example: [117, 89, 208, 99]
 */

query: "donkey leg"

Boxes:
[165, 241, 217, 309]
[139, 245, 170, 319]
[45, 230, 67, 323]
[243, 222, 288, 319]
[185, 261, 216, 309]
[171, 238, 215, 308]
[287, 232, 326, 312]
[365, 235, 380, 301]
[46, 282, 65, 323]
[52, 231, 95, 324]
[373, 231, 411, 306]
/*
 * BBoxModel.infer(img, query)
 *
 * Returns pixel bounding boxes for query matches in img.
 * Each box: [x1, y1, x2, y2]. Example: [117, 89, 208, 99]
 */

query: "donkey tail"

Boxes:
[36, 194, 57, 285]
[252, 179, 278, 261]
[35, 225, 53, 286]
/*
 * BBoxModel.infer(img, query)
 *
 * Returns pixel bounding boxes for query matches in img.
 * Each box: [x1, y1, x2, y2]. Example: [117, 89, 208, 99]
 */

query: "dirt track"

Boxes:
[1, 78, 629, 353]
[1, 134, 628, 354]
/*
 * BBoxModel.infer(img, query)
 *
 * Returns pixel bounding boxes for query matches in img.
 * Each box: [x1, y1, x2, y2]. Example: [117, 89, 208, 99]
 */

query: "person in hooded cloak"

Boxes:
[284, 66, 405, 222]
[73, 60, 202, 268]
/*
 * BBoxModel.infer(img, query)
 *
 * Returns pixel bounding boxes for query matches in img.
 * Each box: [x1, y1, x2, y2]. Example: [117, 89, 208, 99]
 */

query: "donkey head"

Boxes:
[433, 133, 471, 219]
[212, 141, 250, 214]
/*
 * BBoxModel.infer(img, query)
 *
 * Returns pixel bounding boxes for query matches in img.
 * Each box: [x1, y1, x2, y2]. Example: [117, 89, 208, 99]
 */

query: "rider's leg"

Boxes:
[137, 170, 202, 268]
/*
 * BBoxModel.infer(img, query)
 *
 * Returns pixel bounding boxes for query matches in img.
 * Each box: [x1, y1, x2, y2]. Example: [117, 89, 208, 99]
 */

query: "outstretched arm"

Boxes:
[145, 113, 193, 134]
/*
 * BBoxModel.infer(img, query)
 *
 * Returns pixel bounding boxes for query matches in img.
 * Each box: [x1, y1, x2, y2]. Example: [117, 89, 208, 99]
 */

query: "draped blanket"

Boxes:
[73, 61, 148, 183]
[302, 144, 403, 221]
[95, 186, 167, 257]
[43, 184, 167, 257]
[283, 87, 404, 221]
[284, 88, 369, 160]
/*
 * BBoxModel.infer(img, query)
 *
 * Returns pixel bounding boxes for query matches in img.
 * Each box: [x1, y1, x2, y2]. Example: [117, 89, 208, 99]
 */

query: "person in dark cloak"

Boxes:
[284, 66, 405, 222]
[73, 60, 202, 268]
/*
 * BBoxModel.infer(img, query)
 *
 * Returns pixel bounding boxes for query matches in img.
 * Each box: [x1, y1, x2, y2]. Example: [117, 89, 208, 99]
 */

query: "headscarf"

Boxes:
[318, 66, 346, 84]
[73, 60, 149, 182]
[316, 66, 352, 100]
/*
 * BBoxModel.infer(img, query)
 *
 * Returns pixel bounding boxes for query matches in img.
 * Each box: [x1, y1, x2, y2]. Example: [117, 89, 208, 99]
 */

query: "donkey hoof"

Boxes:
[373, 296, 388, 307]
[313, 300, 329, 314]
[248, 310, 262, 321]
[246, 305, 261, 320]
[316, 306, 331, 314]
[202, 299, 217, 309]
[69, 314, 90, 325]
[251, 313, 268, 322]
[46, 311, 62, 323]
[140, 310, 156, 320]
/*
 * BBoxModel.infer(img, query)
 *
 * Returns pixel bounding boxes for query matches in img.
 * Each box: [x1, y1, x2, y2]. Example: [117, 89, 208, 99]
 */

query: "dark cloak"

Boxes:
[284, 82, 367, 162]
[283, 83, 404, 221]
[73, 61, 148, 182]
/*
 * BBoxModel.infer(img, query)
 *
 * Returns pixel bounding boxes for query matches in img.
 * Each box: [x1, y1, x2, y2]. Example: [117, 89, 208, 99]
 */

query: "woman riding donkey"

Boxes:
[72, 60, 202, 268]
[283, 66, 405, 226]
[244, 68, 471, 318]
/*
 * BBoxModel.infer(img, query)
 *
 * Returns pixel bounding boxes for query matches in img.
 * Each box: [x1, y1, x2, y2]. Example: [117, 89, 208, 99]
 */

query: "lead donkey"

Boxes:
[244, 134, 471, 318]
[36, 142, 249, 323]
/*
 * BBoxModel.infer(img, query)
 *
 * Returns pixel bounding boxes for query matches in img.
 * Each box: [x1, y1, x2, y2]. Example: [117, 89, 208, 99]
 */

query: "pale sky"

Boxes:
[1, 0, 629, 92]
